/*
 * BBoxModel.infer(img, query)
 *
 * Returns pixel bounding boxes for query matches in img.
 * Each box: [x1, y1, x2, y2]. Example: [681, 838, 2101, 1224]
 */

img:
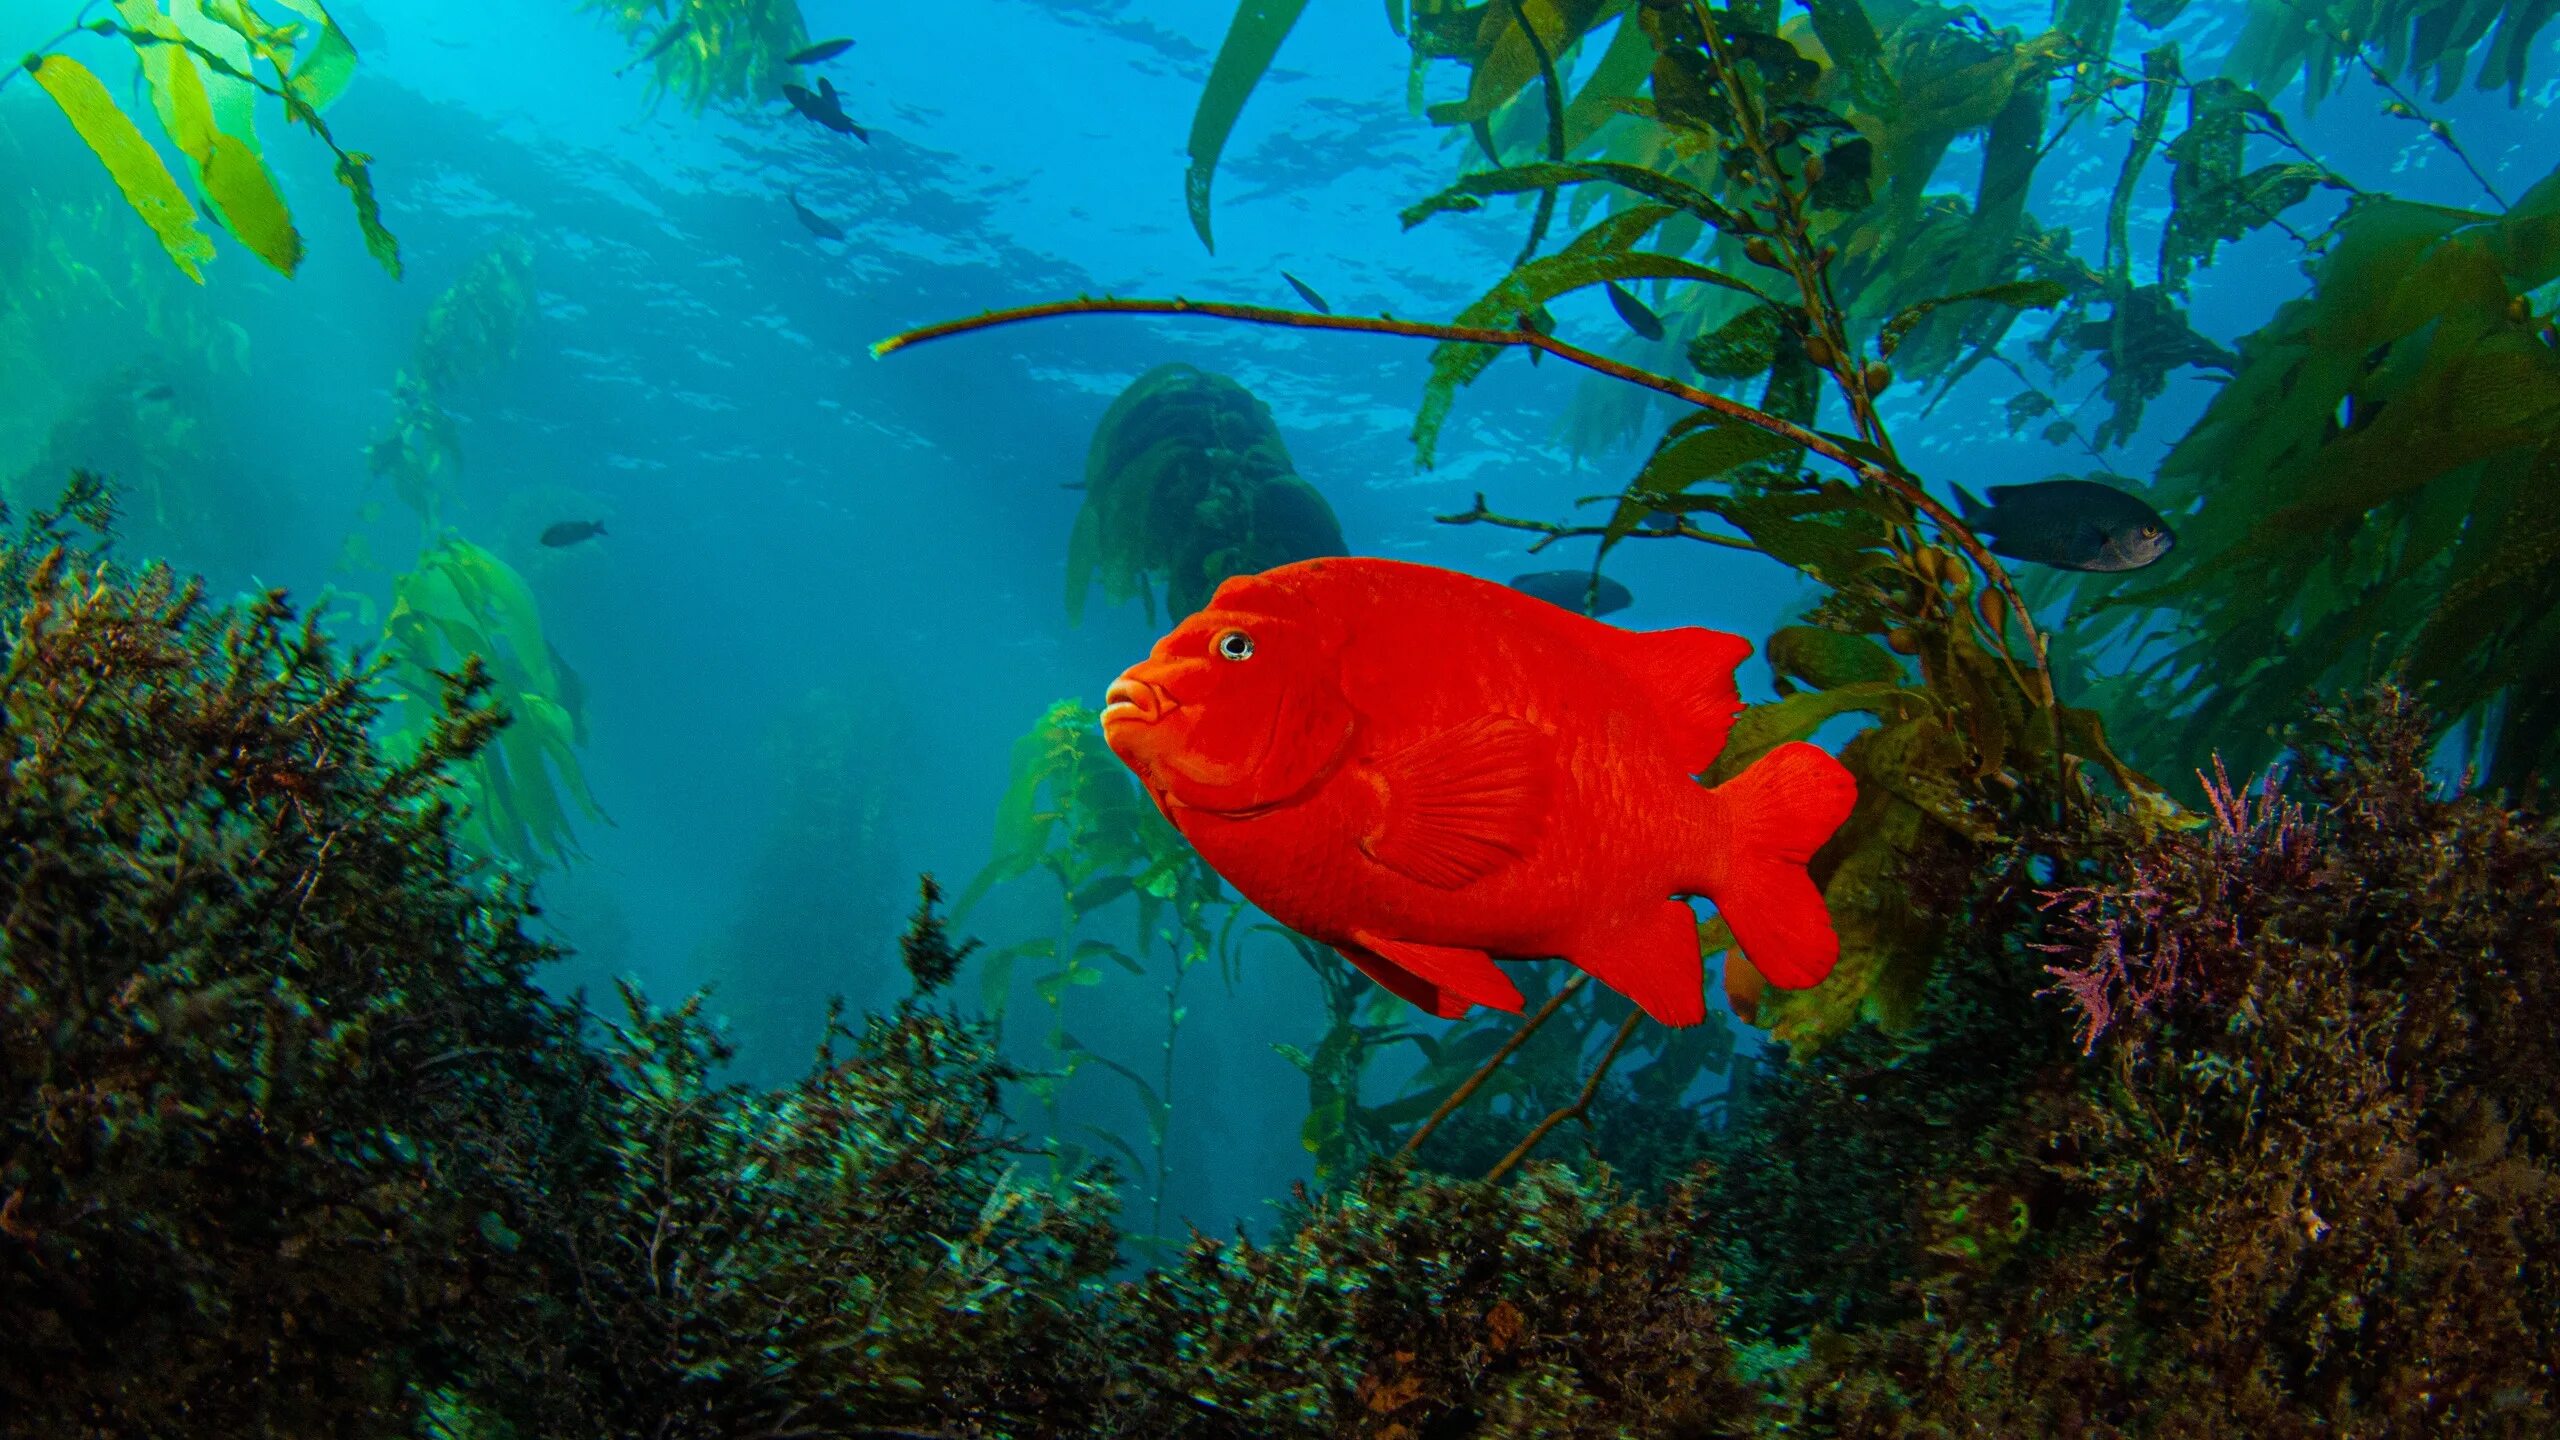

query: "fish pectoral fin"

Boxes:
[1568, 902, 1709, 1027]
[1351, 931, 1524, 1015]
[1333, 942, 1471, 1019]
[1599, 626, 1754, 775]
[1359, 714, 1550, 889]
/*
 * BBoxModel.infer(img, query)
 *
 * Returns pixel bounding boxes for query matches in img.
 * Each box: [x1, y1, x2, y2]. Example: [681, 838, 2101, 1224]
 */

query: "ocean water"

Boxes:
[3, 0, 2554, 1274]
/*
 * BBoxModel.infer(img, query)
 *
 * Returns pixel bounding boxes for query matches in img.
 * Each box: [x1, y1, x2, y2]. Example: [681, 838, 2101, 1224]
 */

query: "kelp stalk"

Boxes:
[1401, 972, 1589, 1157]
[1484, 1009, 1643, 1183]
[0, 1, 108, 95]
[871, 297, 2056, 713]
[1436, 491, 1758, 553]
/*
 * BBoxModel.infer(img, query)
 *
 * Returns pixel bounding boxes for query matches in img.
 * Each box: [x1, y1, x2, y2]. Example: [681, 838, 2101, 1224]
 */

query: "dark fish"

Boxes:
[1951, 479, 2176, 573]
[1509, 569, 1633, 617]
[541, 520, 607, 549]
[139, 383, 176, 402]
[782, 77, 869, 142]
[786, 37, 855, 64]
[1605, 280, 1666, 341]
[615, 18, 691, 77]
[787, 187, 844, 241]
[1282, 271, 1330, 314]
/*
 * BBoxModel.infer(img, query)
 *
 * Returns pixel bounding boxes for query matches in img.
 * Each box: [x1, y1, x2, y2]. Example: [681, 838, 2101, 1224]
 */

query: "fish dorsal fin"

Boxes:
[1359, 714, 1550, 889]
[1606, 626, 1753, 775]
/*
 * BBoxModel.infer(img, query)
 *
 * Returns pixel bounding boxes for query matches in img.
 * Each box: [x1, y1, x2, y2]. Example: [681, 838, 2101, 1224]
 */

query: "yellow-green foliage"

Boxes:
[382, 538, 603, 871]
[584, 0, 811, 111]
[1069, 363, 1348, 624]
[16, 0, 400, 281]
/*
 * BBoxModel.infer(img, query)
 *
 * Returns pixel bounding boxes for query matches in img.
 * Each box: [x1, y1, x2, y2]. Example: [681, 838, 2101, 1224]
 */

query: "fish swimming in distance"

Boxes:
[138, 383, 176, 402]
[787, 188, 844, 241]
[1101, 557, 1857, 1026]
[1605, 280, 1666, 341]
[786, 37, 855, 65]
[1509, 569, 1632, 617]
[1953, 477, 2176, 572]
[540, 520, 607, 548]
[782, 77, 869, 142]
[615, 18, 691, 77]
[1282, 270, 1330, 314]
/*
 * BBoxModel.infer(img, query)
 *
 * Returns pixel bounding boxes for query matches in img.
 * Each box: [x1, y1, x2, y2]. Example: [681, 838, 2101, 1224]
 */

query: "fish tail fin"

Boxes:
[1950, 482, 1988, 521]
[1687, 742, 1856, 990]
[594, 521, 606, 535]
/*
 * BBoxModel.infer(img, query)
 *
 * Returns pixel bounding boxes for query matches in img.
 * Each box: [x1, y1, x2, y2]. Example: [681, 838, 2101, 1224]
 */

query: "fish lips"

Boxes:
[1101, 673, 1176, 728]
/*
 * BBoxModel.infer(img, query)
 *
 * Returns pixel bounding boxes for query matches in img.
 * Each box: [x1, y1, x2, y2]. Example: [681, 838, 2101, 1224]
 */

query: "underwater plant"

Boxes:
[368, 239, 539, 527]
[8, 0, 402, 280]
[959, 698, 1249, 1246]
[1069, 362, 1350, 625]
[583, 0, 812, 112]
[379, 536, 605, 872]
[0, 474, 590, 1435]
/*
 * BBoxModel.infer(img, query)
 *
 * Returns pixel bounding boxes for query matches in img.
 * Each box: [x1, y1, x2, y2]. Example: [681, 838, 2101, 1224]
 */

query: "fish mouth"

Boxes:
[1101, 675, 1175, 727]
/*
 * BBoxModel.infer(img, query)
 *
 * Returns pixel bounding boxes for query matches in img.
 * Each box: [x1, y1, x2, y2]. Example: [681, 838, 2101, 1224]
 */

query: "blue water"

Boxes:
[3, 0, 2552, 1241]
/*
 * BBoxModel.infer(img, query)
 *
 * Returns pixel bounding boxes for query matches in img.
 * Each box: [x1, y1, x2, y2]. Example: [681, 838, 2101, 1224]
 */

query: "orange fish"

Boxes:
[1099, 557, 1858, 1025]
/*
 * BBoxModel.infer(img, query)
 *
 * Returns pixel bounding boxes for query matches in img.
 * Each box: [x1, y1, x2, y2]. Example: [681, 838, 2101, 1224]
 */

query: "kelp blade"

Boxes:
[1185, 0, 1313, 253]
[26, 55, 217, 283]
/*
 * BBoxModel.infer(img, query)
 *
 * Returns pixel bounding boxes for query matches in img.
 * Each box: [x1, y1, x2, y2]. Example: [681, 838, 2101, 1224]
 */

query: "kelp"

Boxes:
[380, 538, 605, 872]
[1068, 363, 1348, 625]
[2064, 166, 2560, 795]
[12, 0, 400, 280]
[583, 0, 811, 112]
[368, 240, 538, 525]
[957, 699, 1247, 1246]
[2221, 0, 2559, 106]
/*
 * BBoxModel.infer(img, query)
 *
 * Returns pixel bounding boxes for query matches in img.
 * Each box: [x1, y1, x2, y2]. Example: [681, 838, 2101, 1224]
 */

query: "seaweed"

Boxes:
[582, 0, 812, 112]
[1068, 363, 1349, 625]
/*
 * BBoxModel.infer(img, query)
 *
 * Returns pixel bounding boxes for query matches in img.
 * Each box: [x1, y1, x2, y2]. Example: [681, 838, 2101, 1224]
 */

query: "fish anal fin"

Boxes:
[1334, 943, 1471, 1019]
[1352, 931, 1524, 1015]
[1568, 902, 1708, 1027]
[1607, 626, 1754, 774]
[1360, 714, 1550, 889]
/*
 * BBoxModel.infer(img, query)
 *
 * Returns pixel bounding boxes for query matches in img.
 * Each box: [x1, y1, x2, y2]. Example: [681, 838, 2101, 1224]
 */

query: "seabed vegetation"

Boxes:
[3, 0, 2557, 1435]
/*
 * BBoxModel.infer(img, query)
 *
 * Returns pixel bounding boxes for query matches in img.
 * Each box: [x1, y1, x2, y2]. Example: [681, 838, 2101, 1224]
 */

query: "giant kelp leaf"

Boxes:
[265, 0, 361, 109]
[1688, 304, 1785, 379]
[1797, 0, 1891, 104]
[1706, 681, 1929, 782]
[1424, 0, 1622, 128]
[135, 39, 302, 275]
[2160, 79, 2328, 294]
[2223, 0, 2558, 106]
[1766, 625, 1902, 693]
[1598, 413, 1798, 550]
[1415, 219, 1771, 464]
[1184, 0, 1313, 252]
[1559, 13, 1659, 151]
[1402, 159, 1745, 233]
[26, 56, 216, 283]
[1877, 279, 2067, 358]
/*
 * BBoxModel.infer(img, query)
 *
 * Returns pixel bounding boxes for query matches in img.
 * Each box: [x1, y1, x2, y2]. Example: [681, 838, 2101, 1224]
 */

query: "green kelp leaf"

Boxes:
[1600, 414, 1797, 550]
[1877, 279, 2068, 359]
[2159, 78, 2331, 295]
[266, 0, 361, 110]
[1706, 681, 1929, 782]
[1075, 938, 1146, 977]
[1558, 14, 1658, 152]
[1766, 626, 1902, 693]
[1807, 136, 1874, 211]
[1415, 216, 1773, 464]
[1403, 159, 1745, 233]
[1798, 0, 1892, 105]
[2488, 161, 2560, 287]
[1184, 0, 1313, 252]
[333, 149, 402, 278]
[201, 132, 304, 276]
[1689, 305, 1785, 379]
[1423, 0, 1620, 128]
[27, 56, 216, 282]
[2406, 436, 2560, 689]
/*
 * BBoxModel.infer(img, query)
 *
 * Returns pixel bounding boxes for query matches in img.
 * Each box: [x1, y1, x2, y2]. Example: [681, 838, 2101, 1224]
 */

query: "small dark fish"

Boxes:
[782, 77, 869, 141]
[541, 520, 607, 549]
[1282, 271, 1330, 314]
[787, 187, 844, 241]
[1605, 280, 1666, 341]
[1509, 569, 1633, 617]
[786, 37, 855, 64]
[139, 383, 175, 402]
[615, 18, 692, 77]
[1952, 479, 2175, 573]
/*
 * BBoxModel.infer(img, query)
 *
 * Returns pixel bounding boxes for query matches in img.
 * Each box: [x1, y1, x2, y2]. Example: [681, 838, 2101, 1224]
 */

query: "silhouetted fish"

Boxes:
[138, 383, 175, 402]
[783, 77, 869, 142]
[1282, 271, 1330, 314]
[1952, 479, 2176, 573]
[787, 188, 844, 241]
[540, 520, 607, 549]
[1510, 569, 1632, 617]
[787, 37, 855, 64]
[615, 18, 691, 77]
[1605, 281, 1665, 341]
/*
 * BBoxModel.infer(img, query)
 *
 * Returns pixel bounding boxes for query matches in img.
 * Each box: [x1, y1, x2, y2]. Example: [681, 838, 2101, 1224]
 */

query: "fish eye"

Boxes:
[2143, 526, 2163, 539]
[1215, 629, 1255, 661]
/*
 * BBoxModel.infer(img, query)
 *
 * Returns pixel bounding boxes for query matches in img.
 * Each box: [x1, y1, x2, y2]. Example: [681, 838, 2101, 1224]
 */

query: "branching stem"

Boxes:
[1401, 973, 1587, 1157]
[1485, 1008, 1643, 1183]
